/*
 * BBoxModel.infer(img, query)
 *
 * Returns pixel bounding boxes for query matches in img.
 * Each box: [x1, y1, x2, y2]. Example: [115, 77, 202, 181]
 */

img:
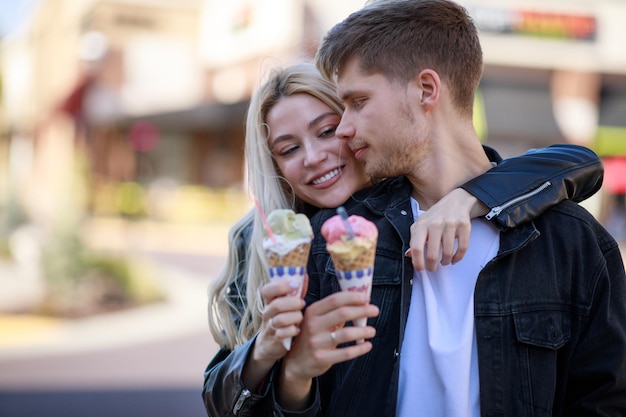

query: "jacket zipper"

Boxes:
[485, 181, 552, 220]
[233, 388, 251, 415]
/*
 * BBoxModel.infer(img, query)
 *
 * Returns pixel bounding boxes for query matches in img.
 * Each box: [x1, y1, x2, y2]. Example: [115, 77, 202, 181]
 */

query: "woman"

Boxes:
[203, 63, 602, 416]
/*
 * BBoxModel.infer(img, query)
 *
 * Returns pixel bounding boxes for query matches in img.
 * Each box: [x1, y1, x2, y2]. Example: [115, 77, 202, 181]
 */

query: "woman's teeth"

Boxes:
[313, 168, 341, 185]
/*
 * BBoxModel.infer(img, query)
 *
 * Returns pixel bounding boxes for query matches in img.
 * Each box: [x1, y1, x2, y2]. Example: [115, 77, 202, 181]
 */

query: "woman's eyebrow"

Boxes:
[308, 112, 338, 130]
[269, 133, 294, 150]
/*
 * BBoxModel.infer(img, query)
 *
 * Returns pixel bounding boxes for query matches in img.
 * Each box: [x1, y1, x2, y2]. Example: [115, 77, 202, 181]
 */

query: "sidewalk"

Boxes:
[0, 259, 212, 361]
[0, 217, 232, 358]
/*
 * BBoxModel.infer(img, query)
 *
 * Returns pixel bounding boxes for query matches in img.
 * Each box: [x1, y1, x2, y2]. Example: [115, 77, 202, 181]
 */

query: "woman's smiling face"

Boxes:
[267, 93, 370, 208]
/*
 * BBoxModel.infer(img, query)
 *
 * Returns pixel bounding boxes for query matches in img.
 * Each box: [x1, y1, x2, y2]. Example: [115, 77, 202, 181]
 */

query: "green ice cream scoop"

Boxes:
[266, 209, 313, 241]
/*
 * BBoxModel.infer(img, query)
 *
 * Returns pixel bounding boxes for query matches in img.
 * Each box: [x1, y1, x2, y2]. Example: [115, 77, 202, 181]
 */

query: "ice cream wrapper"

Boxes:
[335, 267, 374, 328]
[265, 243, 310, 350]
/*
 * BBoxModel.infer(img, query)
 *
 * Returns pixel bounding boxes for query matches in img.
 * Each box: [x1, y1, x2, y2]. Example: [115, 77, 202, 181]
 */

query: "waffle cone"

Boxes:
[329, 245, 376, 272]
[266, 242, 311, 268]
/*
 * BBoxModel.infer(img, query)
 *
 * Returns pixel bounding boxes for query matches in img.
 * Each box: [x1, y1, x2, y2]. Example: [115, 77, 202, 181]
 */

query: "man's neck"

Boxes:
[408, 146, 492, 211]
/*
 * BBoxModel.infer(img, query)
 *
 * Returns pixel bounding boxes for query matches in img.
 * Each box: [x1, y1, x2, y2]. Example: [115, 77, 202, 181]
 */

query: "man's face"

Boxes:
[334, 57, 428, 181]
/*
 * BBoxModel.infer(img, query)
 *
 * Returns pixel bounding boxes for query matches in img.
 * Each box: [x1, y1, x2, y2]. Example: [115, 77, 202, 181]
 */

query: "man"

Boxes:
[272, 1, 626, 416]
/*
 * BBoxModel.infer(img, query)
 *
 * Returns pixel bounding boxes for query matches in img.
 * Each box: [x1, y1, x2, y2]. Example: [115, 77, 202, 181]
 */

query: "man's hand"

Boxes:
[276, 291, 379, 410]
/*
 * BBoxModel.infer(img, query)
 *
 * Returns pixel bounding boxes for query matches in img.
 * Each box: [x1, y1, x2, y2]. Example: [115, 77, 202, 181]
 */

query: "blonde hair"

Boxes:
[208, 62, 344, 350]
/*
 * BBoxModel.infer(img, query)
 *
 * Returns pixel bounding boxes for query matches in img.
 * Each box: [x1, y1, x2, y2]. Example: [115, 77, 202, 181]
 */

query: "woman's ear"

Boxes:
[418, 69, 440, 110]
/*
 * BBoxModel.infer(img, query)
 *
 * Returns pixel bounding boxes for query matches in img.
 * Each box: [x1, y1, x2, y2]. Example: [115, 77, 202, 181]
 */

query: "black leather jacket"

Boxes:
[203, 144, 605, 417]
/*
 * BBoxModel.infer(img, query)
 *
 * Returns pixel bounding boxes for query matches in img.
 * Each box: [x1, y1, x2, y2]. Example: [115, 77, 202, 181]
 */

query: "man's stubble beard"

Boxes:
[363, 95, 423, 181]
[364, 141, 414, 181]
[365, 126, 422, 182]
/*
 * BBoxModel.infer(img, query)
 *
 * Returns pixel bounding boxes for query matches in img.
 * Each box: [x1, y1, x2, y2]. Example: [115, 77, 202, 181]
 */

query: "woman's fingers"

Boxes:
[257, 279, 307, 355]
[408, 188, 475, 271]
[301, 273, 309, 299]
[261, 279, 303, 303]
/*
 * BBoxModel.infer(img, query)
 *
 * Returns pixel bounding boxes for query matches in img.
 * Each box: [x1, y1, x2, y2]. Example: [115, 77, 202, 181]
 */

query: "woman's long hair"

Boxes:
[207, 62, 344, 349]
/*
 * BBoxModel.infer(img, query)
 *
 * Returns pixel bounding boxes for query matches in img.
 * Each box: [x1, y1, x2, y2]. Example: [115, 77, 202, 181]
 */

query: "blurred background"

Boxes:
[0, 0, 625, 416]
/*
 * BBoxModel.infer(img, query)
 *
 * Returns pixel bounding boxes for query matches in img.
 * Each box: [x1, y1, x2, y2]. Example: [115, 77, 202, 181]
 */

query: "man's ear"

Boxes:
[418, 69, 440, 109]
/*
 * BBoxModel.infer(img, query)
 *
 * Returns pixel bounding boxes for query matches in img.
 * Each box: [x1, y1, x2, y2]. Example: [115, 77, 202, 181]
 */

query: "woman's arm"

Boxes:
[463, 144, 603, 229]
[407, 144, 603, 271]
[203, 339, 281, 417]
[204, 217, 269, 417]
[203, 216, 307, 417]
[203, 286, 304, 417]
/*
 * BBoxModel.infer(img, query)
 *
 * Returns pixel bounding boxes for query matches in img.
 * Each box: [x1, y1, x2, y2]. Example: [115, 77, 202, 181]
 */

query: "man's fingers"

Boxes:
[325, 340, 374, 364]
[310, 326, 376, 367]
[306, 291, 371, 316]
[330, 325, 377, 346]
[301, 273, 309, 299]
[303, 298, 379, 337]
[318, 304, 379, 331]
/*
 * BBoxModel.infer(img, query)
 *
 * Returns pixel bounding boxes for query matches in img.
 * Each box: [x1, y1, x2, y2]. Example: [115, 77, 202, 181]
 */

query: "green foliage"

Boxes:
[0, 189, 29, 259]
[39, 230, 164, 318]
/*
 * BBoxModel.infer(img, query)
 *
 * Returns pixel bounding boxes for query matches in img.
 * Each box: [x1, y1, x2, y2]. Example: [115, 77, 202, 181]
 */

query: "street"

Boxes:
[0, 332, 215, 417]
[0, 251, 224, 417]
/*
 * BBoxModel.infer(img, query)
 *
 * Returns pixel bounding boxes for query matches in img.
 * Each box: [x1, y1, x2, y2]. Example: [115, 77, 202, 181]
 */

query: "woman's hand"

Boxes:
[407, 188, 488, 271]
[257, 277, 308, 359]
[241, 276, 307, 390]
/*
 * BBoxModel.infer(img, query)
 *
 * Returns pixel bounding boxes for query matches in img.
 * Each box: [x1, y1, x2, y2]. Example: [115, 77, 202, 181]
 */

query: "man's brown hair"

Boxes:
[316, 0, 483, 117]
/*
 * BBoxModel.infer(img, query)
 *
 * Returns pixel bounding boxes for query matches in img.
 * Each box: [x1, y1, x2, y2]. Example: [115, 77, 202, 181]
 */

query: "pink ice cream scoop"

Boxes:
[321, 214, 378, 245]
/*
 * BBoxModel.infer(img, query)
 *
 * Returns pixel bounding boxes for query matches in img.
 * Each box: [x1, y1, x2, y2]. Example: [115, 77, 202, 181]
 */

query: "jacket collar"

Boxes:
[357, 176, 413, 216]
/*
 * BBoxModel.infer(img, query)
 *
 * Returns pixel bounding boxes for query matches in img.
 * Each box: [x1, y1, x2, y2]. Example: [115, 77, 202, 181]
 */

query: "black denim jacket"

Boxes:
[299, 176, 625, 417]
[203, 144, 610, 417]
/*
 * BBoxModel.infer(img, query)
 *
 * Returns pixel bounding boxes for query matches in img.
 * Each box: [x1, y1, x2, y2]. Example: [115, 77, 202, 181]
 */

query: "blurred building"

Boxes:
[1, 0, 625, 235]
[465, 0, 626, 235]
[468, 1, 626, 153]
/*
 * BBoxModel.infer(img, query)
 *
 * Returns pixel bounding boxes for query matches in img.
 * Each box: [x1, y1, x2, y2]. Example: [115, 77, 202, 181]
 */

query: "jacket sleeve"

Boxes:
[203, 337, 276, 417]
[571, 246, 626, 414]
[267, 375, 322, 417]
[461, 144, 603, 230]
[202, 218, 276, 417]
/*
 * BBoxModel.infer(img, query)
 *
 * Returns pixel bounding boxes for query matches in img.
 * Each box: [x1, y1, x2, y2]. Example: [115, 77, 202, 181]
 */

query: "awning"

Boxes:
[116, 101, 249, 132]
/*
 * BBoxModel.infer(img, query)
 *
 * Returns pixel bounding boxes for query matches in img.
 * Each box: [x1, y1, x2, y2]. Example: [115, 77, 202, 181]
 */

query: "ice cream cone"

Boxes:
[322, 212, 378, 342]
[328, 245, 376, 272]
[262, 209, 313, 350]
[266, 242, 311, 298]
[266, 242, 311, 268]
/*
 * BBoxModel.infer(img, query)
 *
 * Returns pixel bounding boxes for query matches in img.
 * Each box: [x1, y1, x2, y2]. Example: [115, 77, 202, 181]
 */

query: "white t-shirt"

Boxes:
[397, 198, 499, 417]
